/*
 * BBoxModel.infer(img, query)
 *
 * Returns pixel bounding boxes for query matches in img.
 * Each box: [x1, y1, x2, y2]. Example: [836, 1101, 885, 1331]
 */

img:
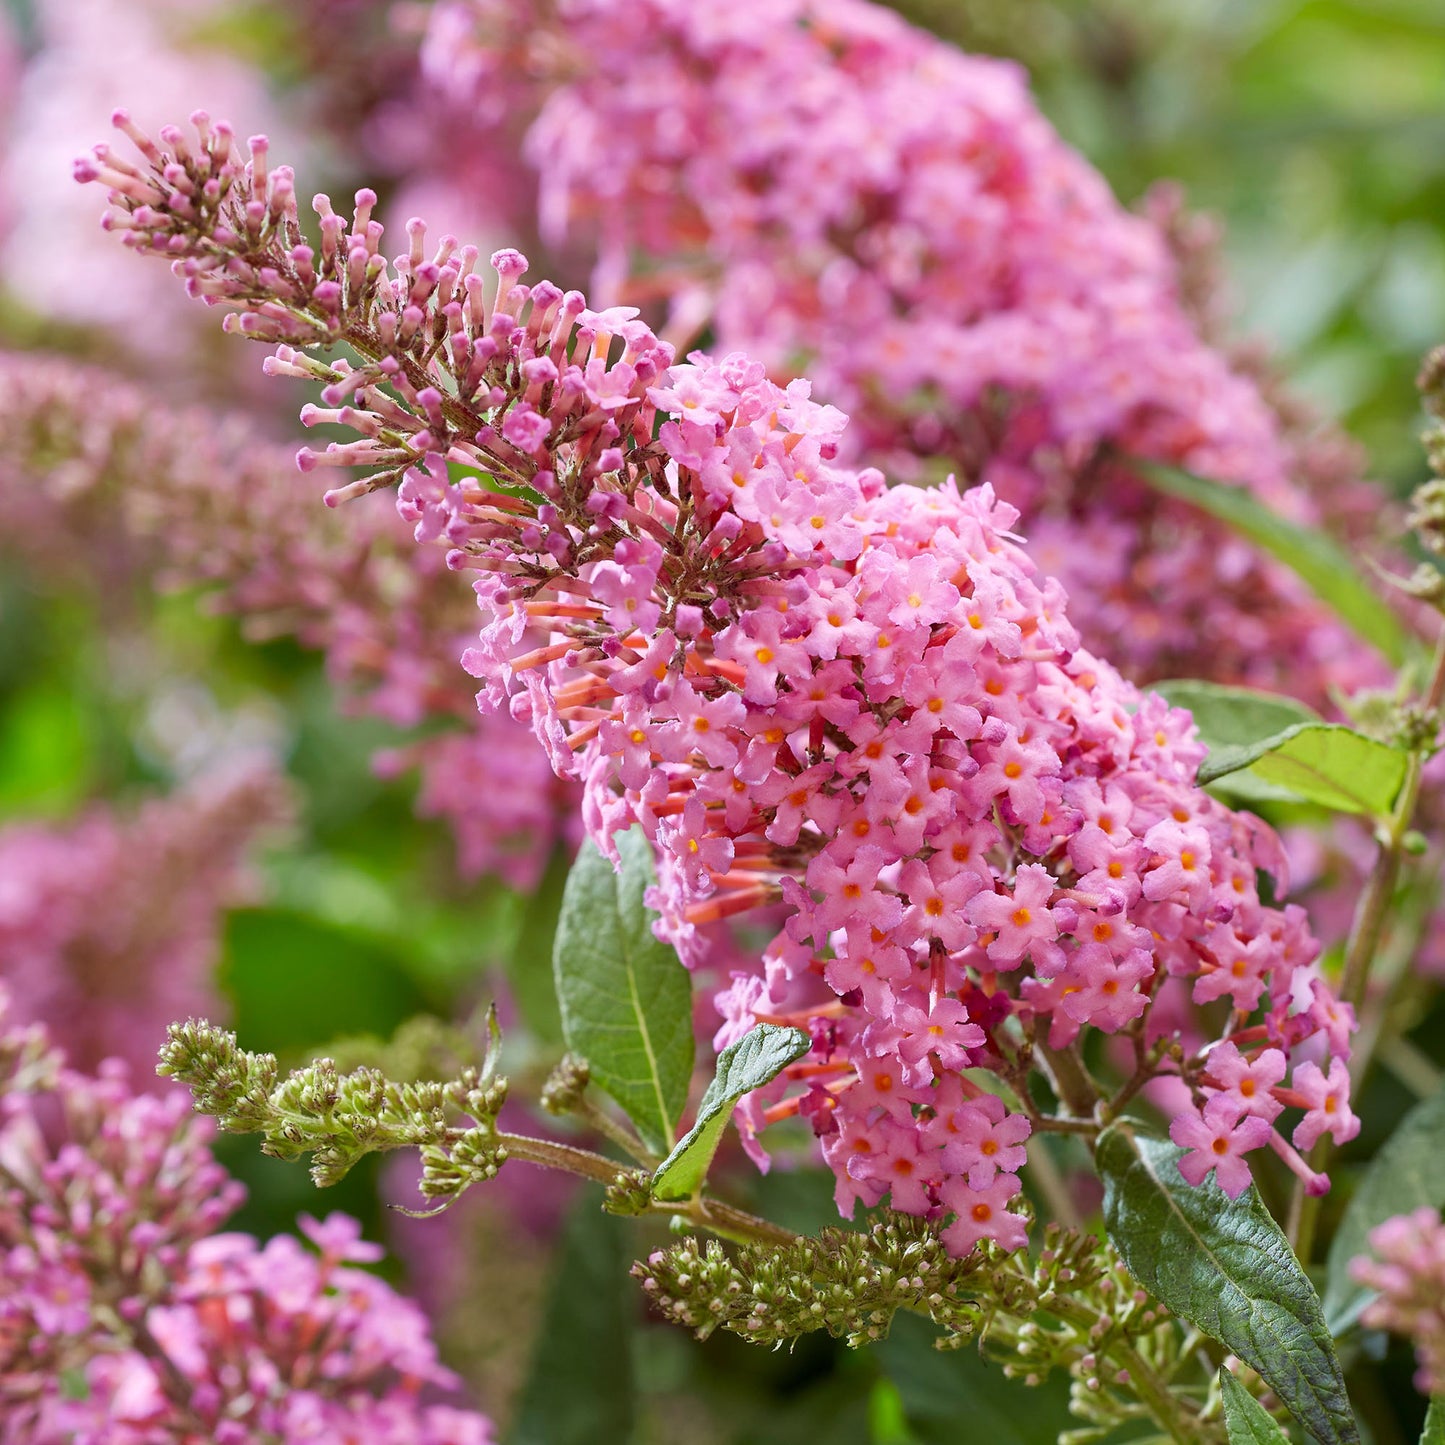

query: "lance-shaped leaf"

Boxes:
[1195, 722, 1407, 817]
[1096, 1123, 1358, 1445]
[1133, 459, 1411, 665]
[1324, 1084, 1445, 1335]
[1153, 679, 1322, 750]
[1153, 680, 1323, 805]
[1220, 1368, 1291, 1445]
[553, 829, 694, 1156]
[651, 1024, 811, 1201]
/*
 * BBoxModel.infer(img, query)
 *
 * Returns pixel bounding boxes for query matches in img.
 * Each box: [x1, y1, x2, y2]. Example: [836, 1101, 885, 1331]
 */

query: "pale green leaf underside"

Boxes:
[651, 1024, 810, 1201]
[1097, 1124, 1358, 1445]
[1220, 1367, 1291, 1445]
[1324, 1084, 1445, 1335]
[1196, 721, 1407, 816]
[1134, 460, 1410, 666]
[553, 829, 695, 1155]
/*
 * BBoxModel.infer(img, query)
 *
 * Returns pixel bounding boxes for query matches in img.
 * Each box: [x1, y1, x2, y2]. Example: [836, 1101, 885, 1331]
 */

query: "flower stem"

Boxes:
[1045, 1290, 1220, 1445]
[1290, 621, 1445, 1261]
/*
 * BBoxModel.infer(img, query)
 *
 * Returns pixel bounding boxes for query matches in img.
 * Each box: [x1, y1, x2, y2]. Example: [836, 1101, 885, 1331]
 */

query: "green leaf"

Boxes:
[651, 1023, 810, 1201]
[1324, 1084, 1445, 1335]
[1220, 1368, 1291, 1444]
[1133, 460, 1411, 666]
[1422, 1398, 1445, 1445]
[508, 1193, 635, 1445]
[553, 829, 694, 1155]
[1153, 680, 1325, 806]
[1153, 679, 1321, 750]
[1096, 1123, 1358, 1445]
[1195, 722, 1408, 816]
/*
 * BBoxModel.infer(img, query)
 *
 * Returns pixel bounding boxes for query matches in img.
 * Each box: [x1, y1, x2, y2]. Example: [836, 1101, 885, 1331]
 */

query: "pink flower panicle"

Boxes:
[1350, 1208, 1445, 1398]
[0, 992, 494, 1443]
[420, 0, 1387, 705]
[0, 764, 290, 1084]
[78, 121, 1355, 1252]
[0, 347, 570, 889]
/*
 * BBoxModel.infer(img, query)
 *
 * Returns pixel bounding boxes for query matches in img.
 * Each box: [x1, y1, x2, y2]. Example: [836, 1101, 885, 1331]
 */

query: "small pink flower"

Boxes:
[965, 863, 1060, 968]
[1291, 1058, 1360, 1151]
[1170, 1096, 1272, 1198]
[939, 1172, 1029, 1255]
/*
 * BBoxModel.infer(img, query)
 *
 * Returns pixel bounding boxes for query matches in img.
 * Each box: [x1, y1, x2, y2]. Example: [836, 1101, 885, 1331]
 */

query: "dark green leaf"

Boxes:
[553, 829, 694, 1155]
[1195, 722, 1407, 816]
[1096, 1122, 1358, 1445]
[508, 1193, 635, 1445]
[1133, 460, 1411, 665]
[1422, 1398, 1445, 1445]
[1220, 1367, 1291, 1444]
[651, 1024, 810, 1201]
[1324, 1084, 1445, 1335]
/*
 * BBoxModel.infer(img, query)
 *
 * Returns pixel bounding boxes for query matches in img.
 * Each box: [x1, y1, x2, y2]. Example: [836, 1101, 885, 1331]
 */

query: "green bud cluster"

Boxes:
[604, 1167, 657, 1217]
[634, 1213, 1002, 1347]
[992, 1225, 1187, 1441]
[633, 1217, 1197, 1439]
[159, 1019, 510, 1196]
[540, 1053, 593, 1116]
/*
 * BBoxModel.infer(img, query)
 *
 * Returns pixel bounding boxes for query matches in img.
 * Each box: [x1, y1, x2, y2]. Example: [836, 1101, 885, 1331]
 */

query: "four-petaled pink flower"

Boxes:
[891, 995, 986, 1076]
[965, 863, 1060, 968]
[1291, 1058, 1361, 1151]
[1170, 1096, 1273, 1198]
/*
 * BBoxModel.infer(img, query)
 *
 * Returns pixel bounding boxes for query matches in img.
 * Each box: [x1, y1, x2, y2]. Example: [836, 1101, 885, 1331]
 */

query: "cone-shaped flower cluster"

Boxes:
[77, 119, 1355, 1250]
[0, 994, 494, 1443]
[419, 0, 1383, 703]
[0, 765, 290, 1083]
[1350, 1209, 1445, 1397]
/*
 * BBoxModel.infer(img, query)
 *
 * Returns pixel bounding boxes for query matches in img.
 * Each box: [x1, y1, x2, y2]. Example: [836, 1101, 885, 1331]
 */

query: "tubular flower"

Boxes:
[0, 995, 494, 1444]
[418, 0, 1389, 703]
[0, 348, 572, 889]
[78, 119, 1354, 1248]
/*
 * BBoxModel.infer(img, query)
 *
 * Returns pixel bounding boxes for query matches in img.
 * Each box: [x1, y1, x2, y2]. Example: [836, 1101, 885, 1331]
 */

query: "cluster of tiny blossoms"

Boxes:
[1349, 1209, 1445, 1397]
[77, 119, 1356, 1252]
[0, 996, 493, 1444]
[0, 348, 571, 888]
[0, 764, 289, 1083]
[420, 0, 1381, 704]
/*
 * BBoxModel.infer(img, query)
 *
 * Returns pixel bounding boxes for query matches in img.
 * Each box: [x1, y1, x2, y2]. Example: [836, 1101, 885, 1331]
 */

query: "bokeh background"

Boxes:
[3, 1, 1443, 1440]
